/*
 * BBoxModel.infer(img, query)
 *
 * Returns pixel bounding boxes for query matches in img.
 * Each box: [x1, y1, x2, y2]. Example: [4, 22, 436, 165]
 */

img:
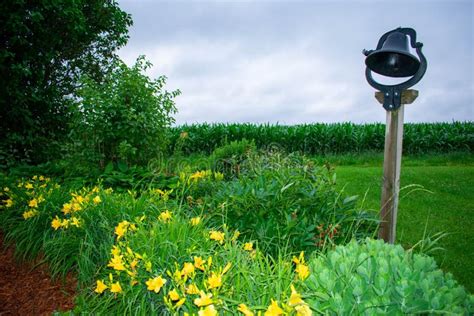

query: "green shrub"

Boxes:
[303, 238, 473, 314]
[207, 152, 377, 255]
[210, 139, 256, 178]
[99, 161, 177, 192]
[65, 56, 180, 168]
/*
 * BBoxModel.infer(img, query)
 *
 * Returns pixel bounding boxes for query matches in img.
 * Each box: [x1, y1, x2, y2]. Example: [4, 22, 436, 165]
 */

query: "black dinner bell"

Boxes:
[365, 32, 420, 78]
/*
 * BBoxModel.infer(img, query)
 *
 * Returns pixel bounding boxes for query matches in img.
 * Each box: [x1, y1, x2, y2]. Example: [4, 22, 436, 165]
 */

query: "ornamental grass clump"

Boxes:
[81, 203, 310, 315]
[302, 238, 473, 314]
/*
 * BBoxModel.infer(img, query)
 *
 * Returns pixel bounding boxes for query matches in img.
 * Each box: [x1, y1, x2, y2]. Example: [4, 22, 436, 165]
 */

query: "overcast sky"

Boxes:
[117, 0, 473, 125]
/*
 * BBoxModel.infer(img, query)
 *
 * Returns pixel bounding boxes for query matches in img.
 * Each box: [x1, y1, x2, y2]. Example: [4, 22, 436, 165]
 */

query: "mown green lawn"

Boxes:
[329, 155, 474, 293]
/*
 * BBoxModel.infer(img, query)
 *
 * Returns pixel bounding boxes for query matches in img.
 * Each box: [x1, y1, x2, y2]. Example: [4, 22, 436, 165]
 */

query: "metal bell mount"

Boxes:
[363, 27, 427, 111]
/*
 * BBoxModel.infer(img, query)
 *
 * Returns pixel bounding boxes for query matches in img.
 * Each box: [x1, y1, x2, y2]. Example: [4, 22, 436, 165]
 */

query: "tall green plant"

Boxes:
[67, 56, 180, 168]
[207, 152, 378, 255]
[168, 122, 474, 156]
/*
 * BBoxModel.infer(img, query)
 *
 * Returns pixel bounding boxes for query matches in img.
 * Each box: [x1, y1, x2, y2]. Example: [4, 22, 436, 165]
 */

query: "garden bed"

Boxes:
[0, 233, 76, 315]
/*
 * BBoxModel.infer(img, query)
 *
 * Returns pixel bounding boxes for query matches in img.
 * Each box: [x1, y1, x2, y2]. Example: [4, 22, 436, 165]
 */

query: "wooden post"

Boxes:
[375, 89, 418, 243]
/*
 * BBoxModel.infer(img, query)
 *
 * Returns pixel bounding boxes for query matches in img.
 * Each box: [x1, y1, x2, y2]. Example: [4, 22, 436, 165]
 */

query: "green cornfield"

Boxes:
[169, 121, 474, 155]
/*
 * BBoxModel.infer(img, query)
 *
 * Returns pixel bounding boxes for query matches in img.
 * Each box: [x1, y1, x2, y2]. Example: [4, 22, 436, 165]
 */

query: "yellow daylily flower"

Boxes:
[232, 230, 241, 241]
[295, 263, 310, 281]
[194, 256, 206, 271]
[169, 289, 180, 301]
[145, 260, 152, 272]
[22, 210, 38, 220]
[295, 304, 313, 316]
[244, 242, 253, 251]
[130, 259, 139, 270]
[95, 280, 108, 294]
[110, 281, 122, 293]
[111, 245, 121, 256]
[207, 272, 222, 289]
[182, 262, 195, 277]
[146, 276, 167, 293]
[51, 216, 62, 230]
[72, 203, 82, 212]
[107, 255, 126, 271]
[186, 283, 200, 295]
[115, 221, 129, 240]
[72, 194, 85, 204]
[62, 203, 72, 214]
[93, 195, 102, 204]
[5, 199, 13, 208]
[60, 218, 70, 228]
[189, 170, 206, 182]
[191, 216, 201, 226]
[28, 198, 38, 208]
[198, 304, 217, 316]
[265, 300, 284, 316]
[194, 291, 213, 307]
[238, 303, 254, 316]
[71, 217, 81, 227]
[209, 230, 225, 244]
[292, 251, 305, 265]
[175, 298, 186, 308]
[289, 284, 304, 306]
[158, 210, 172, 222]
[222, 262, 232, 275]
[25, 183, 34, 189]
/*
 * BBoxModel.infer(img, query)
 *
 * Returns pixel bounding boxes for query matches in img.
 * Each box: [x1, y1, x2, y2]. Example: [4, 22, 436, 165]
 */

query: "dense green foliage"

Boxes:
[169, 122, 474, 155]
[65, 56, 180, 169]
[207, 152, 377, 255]
[303, 239, 473, 314]
[209, 139, 256, 178]
[1, 163, 471, 314]
[0, 0, 132, 167]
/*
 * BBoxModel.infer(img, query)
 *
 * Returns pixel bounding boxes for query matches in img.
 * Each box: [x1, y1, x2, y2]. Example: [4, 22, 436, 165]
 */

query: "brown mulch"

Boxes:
[0, 233, 76, 315]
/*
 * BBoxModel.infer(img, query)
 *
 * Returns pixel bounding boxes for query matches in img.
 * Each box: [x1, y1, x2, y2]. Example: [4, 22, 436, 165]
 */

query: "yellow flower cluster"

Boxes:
[179, 170, 225, 186]
[52, 186, 103, 231]
[209, 230, 225, 244]
[292, 251, 310, 281]
[158, 210, 172, 223]
[152, 188, 173, 201]
[114, 219, 140, 240]
[236, 284, 312, 316]
[9, 175, 58, 220]
[93, 208, 312, 315]
[95, 273, 124, 295]
[61, 186, 101, 215]
[0, 187, 14, 209]
[161, 255, 232, 314]
[96, 218, 239, 315]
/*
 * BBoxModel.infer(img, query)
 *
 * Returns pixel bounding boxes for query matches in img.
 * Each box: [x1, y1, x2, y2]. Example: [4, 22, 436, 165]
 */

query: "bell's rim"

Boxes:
[365, 49, 421, 78]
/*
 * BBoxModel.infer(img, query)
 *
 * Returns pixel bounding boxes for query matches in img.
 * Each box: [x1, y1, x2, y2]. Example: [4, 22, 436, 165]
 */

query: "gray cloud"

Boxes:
[118, 0, 473, 124]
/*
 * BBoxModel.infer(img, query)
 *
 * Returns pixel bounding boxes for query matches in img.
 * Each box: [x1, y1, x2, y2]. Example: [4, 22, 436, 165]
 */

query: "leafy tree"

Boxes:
[66, 56, 180, 168]
[0, 0, 132, 167]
